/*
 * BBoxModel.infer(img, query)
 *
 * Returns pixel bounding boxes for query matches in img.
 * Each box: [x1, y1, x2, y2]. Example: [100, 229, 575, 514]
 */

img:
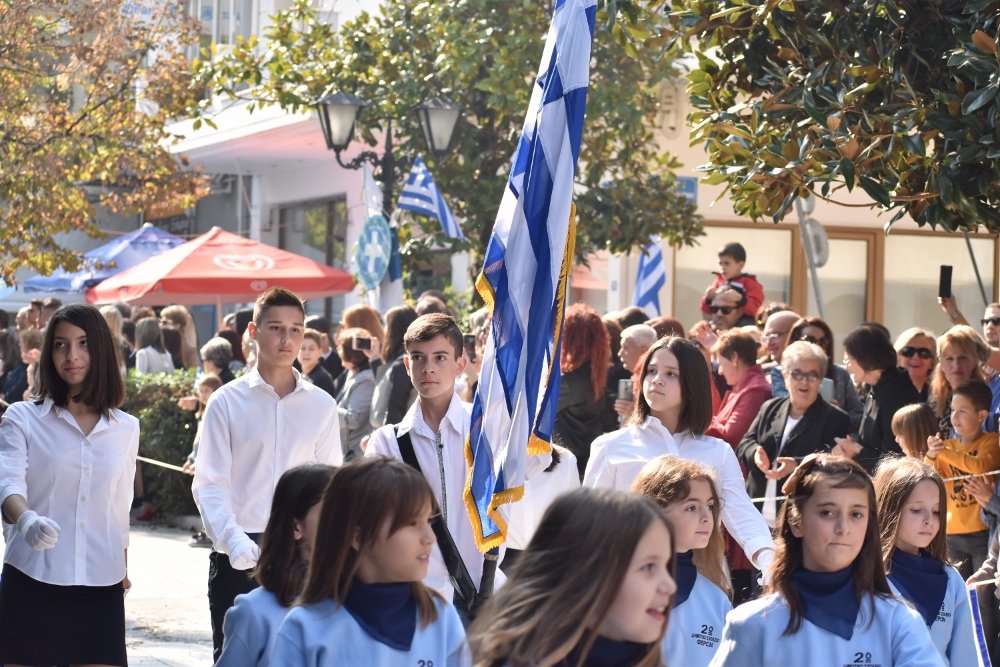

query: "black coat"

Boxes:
[856, 367, 922, 473]
[738, 396, 851, 500]
[553, 363, 614, 478]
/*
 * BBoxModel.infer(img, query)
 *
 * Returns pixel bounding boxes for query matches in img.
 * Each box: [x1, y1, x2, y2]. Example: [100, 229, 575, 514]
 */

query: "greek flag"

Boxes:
[397, 156, 464, 239]
[634, 236, 665, 317]
[464, 0, 597, 551]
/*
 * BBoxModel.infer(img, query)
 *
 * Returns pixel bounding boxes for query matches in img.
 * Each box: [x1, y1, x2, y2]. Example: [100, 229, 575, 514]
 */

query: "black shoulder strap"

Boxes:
[394, 425, 478, 604]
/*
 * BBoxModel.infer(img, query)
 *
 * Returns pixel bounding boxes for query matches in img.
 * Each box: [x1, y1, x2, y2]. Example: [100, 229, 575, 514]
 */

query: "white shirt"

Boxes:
[506, 446, 580, 550]
[367, 393, 487, 600]
[192, 367, 342, 556]
[135, 346, 175, 375]
[585, 418, 773, 568]
[0, 398, 139, 586]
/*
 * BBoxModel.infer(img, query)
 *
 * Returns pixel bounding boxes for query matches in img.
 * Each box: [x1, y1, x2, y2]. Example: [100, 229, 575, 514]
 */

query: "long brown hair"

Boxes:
[769, 454, 890, 636]
[37, 303, 124, 410]
[629, 336, 713, 435]
[873, 457, 948, 567]
[890, 403, 936, 459]
[342, 303, 385, 344]
[632, 455, 731, 597]
[255, 464, 337, 606]
[930, 326, 988, 417]
[469, 488, 674, 667]
[299, 458, 439, 626]
[560, 303, 610, 403]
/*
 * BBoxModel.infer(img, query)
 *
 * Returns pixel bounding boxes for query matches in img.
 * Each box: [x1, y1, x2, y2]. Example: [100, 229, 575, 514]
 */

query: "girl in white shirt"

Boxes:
[217, 463, 336, 667]
[272, 457, 469, 666]
[469, 488, 677, 667]
[133, 316, 175, 375]
[874, 457, 977, 666]
[0, 303, 140, 667]
[711, 454, 942, 667]
[632, 455, 732, 667]
[585, 336, 774, 575]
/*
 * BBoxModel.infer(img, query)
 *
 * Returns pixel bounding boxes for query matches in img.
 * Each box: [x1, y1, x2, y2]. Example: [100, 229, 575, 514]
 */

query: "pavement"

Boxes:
[2, 520, 215, 666]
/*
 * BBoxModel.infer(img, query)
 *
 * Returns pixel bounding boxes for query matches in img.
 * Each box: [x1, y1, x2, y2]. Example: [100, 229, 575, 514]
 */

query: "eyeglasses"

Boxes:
[983, 317, 1000, 326]
[709, 306, 735, 315]
[899, 346, 934, 360]
[788, 369, 822, 383]
[799, 334, 827, 345]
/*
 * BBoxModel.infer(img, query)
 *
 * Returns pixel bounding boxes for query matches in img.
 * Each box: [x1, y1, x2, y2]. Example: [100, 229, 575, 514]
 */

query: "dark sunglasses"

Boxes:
[899, 346, 934, 360]
[710, 306, 735, 315]
[983, 317, 1000, 326]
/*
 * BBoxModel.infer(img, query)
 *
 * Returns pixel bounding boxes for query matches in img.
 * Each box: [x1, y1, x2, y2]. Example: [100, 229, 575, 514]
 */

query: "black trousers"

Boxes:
[208, 540, 260, 662]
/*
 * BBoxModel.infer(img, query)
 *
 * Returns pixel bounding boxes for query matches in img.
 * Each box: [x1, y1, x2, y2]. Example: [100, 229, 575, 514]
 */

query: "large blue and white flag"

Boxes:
[634, 236, 665, 317]
[464, 0, 597, 552]
[397, 156, 464, 239]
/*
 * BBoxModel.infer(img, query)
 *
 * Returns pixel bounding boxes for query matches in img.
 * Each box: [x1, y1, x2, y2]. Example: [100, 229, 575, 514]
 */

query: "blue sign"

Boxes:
[355, 215, 392, 290]
[676, 176, 698, 205]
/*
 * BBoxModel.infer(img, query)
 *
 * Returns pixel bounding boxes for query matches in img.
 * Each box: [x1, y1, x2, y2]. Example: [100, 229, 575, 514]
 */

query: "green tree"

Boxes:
[192, 0, 702, 270]
[670, 0, 1000, 232]
[0, 0, 206, 283]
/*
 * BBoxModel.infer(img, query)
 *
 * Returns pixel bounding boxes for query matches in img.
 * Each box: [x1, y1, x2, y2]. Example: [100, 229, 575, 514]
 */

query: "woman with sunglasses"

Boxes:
[785, 317, 863, 432]
[893, 327, 937, 401]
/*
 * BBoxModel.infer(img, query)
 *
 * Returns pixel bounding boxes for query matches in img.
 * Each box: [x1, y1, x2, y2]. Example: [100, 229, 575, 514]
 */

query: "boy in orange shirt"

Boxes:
[927, 378, 1000, 582]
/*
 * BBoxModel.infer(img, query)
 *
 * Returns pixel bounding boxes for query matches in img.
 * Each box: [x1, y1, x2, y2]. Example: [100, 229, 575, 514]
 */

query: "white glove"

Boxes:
[228, 539, 260, 571]
[16, 510, 61, 550]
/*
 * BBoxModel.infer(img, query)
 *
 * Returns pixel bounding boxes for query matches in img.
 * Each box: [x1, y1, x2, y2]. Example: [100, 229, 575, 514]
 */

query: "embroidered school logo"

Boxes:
[843, 651, 881, 667]
[212, 254, 275, 272]
[690, 623, 721, 648]
[937, 602, 951, 625]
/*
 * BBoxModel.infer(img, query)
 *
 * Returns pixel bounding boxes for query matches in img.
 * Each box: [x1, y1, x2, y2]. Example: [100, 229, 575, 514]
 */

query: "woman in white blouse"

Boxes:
[584, 336, 774, 575]
[134, 316, 175, 375]
[0, 303, 140, 666]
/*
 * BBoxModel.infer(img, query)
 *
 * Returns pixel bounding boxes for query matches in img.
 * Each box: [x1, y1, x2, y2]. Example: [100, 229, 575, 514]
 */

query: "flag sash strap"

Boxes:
[968, 587, 992, 667]
[462, 0, 597, 553]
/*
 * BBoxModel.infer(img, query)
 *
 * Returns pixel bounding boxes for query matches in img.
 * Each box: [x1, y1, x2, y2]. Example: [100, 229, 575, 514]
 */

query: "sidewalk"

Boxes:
[1, 522, 215, 666]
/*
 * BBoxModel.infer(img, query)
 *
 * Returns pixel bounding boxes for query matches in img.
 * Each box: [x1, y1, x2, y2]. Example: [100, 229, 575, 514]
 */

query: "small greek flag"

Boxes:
[396, 156, 464, 239]
[634, 236, 665, 317]
[464, 0, 597, 552]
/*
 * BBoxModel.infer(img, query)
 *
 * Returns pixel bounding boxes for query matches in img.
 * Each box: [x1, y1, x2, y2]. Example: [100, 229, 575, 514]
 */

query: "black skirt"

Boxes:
[0, 562, 127, 666]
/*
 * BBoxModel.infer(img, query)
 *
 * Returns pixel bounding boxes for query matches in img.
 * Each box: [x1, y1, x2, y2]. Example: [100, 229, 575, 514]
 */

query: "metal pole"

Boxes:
[795, 196, 825, 320]
[963, 230, 990, 307]
[381, 120, 395, 218]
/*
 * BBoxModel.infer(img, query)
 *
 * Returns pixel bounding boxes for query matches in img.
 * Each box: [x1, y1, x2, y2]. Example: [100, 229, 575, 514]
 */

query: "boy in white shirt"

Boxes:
[193, 287, 342, 659]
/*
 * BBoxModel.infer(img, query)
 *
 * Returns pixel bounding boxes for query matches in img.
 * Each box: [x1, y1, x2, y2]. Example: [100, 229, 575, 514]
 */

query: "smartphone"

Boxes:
[463, 333, 477, 363]
[618, 378, 633, 402]
[353, 336, 372, 351]
[819, 377, 834, 402]
[939, 265, 953, 299]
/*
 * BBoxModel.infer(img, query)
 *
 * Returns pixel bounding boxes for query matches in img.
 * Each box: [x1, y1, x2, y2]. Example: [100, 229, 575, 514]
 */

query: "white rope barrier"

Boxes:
[137, 455, 187, 473]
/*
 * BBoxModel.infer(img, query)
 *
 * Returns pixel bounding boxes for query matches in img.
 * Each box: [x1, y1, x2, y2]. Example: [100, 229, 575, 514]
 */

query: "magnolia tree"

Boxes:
[668, 0, 1000, 232]
[191, 0, 703, 267]
[0, 0, 206, 282]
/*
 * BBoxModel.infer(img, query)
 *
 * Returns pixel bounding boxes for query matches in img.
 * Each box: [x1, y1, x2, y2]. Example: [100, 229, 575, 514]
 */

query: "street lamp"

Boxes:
[315, 92, 461, 214]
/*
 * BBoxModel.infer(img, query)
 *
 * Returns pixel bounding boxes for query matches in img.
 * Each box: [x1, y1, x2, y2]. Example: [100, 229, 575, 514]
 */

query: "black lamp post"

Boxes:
[316, 93, 461, 216]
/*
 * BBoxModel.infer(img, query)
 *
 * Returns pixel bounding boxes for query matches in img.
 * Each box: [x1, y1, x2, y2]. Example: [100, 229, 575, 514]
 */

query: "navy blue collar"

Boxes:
[343, 579, 416, 650]
[673, 551, 697, 608]
[888, 549, 948, 627]
[792, 566, 859, 640]
[554, 635, 648, 667]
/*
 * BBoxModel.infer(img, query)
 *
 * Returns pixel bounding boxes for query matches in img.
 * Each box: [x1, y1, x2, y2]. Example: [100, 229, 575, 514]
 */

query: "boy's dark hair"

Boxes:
[235, 308, 254, 337]
[718, 242, 746, 263]
[954, 378, 993, 413]
[253, 287, 305, 324]
[404, 313, 463, 358]
[304, 315, 331, 337]
[37, 304, 125, 410]
[614, 306, 650, 330]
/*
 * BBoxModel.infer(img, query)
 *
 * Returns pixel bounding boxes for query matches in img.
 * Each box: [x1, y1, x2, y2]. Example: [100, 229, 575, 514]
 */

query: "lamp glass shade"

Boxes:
[416, 96, 461, 156]
[317, 92, 366, 151]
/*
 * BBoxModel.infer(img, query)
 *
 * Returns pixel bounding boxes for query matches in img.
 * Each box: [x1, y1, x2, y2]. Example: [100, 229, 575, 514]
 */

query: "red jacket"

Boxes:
[706, 365, 772, 450]
[699, 272, 765, 318]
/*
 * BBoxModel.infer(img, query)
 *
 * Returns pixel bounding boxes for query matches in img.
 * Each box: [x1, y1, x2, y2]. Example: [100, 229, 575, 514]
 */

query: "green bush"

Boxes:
[122, 370, 199, 517]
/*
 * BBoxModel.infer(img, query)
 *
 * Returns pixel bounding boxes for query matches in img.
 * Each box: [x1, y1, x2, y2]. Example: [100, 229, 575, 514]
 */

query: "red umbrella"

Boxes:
[86, 226, 355, 306]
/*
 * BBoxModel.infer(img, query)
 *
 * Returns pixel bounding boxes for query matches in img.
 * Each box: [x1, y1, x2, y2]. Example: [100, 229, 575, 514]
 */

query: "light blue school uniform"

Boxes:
[272, 596, 470, 667]
[217, 587, 288, 667]
[662, 574, 731, 667]
[888, 565, 977, 667]
[709, 593, 945, 667]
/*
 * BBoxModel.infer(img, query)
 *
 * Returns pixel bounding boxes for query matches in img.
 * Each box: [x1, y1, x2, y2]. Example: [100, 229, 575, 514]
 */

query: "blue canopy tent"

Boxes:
[22, 223, 185, 294]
